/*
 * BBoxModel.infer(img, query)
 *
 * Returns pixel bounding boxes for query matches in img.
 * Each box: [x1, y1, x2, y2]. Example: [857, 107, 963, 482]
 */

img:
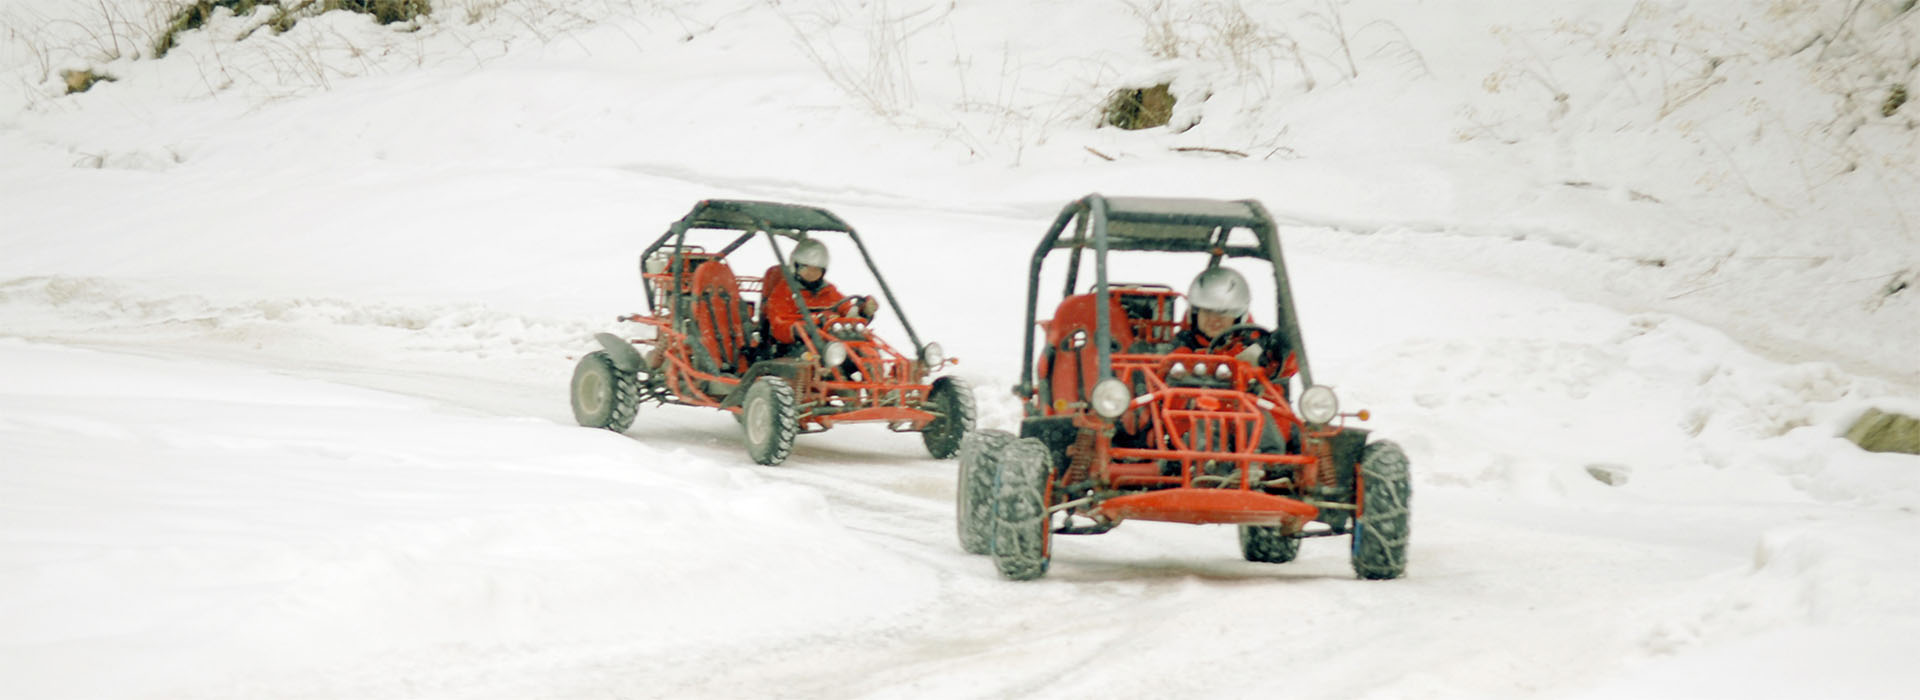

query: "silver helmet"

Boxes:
[791, 238, 831, 270]
[1186, 266, 1250, 318]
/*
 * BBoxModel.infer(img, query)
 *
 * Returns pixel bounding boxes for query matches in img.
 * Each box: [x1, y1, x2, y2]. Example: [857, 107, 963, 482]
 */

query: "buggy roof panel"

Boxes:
[1049, 196, 1272, 252]
[1101, 196, 1266, 228]
[678, 199, 852, 233]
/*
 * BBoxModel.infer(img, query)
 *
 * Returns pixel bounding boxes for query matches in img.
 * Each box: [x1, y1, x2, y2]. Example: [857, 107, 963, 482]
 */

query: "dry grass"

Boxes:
[155, 0, 431, 58]
[60, 67, 115, 93]
[326, 0, 432, 26]
[155, 1, 268, 58]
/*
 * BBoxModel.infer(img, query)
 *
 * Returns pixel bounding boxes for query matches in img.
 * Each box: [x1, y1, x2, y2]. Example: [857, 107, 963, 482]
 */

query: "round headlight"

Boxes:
[1090, 378, 1132, 418]
[1169, 362, 1188, 378]
[920, 341, 945, 367]
[1299, 385, 1339, 425]
[822, 341, 849, 368]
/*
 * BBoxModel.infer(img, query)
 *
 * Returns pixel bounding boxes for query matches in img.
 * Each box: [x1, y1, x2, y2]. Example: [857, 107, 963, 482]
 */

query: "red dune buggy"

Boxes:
[958, 195, 1410, 580]
[569, 199, 974, 466]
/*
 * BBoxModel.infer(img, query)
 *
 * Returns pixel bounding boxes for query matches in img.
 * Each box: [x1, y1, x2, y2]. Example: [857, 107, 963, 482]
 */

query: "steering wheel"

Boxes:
[1207, 323, 1272, 353]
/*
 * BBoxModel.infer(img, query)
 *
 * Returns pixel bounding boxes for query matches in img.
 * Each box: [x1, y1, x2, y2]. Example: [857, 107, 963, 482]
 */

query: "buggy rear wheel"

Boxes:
[1351, 440, 1411, 579]
[990, 438, 1054, 581]
[742, 376, 799, 466]
[571, 351, 639, 433]
[1238, 525, 1301, 563]
[957, 430, 1014, 555]
[922, 376, 977, 459]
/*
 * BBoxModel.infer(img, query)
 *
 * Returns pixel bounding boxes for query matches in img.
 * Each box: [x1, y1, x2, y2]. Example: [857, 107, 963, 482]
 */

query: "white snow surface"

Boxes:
[2, 0, 1918, 697]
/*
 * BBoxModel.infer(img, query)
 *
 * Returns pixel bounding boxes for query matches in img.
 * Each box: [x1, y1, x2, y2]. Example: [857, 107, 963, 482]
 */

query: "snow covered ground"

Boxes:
[3, 1, 1917, 697]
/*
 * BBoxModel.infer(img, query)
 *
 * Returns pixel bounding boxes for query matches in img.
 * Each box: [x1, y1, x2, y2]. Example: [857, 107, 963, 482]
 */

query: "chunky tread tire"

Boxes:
[990, 438, 1054, 581]
[742, 376, 799, 466]
[956, 430, 1015, 555]
[571, 351, 639, 433]
[1351, 440, 1412, 580]
[1238, 525, 1302, 563]
[922, 377, 977, 459]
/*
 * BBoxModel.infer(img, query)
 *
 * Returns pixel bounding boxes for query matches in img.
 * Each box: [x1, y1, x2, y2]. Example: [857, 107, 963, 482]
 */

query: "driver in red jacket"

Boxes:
[1172, 266, 1296, 380]
[761, 238, 879, 353]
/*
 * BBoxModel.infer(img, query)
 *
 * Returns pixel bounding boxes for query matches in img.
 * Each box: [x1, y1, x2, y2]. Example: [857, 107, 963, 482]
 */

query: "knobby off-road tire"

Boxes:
[1238, 525, 1302, 563]
[571, 351, 639, 433]
[956, 430, 1015, 555]
[1351, 440, 1412, 580]
[990, 438, 1054, 581]
[922, 376, 977, 459]
[742, 376, 799, 466]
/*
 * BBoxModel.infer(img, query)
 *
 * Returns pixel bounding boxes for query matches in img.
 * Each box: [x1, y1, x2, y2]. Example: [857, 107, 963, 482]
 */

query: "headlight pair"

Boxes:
[1095, 375, 1342, 426]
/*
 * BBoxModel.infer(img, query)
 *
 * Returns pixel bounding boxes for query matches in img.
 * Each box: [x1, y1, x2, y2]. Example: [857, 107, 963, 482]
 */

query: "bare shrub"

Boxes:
[1198, 0, 1313, 95]
[1116, 0, 1428, 98]
[779, 0, 951, 117]
[1121, 0, 1182, 59]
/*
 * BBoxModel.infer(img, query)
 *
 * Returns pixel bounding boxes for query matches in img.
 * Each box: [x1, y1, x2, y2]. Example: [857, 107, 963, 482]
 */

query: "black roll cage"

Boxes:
[638, 199, 927, 358]
[1016, 193, 1314, 397]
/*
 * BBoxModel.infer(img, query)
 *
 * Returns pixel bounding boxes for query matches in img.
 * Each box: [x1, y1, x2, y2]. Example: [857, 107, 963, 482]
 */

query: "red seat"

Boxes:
[690, 260, 750, 374]
[1039, 293, 1134, 414]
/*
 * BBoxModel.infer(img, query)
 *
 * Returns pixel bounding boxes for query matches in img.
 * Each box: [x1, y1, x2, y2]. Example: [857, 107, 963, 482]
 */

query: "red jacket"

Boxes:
[762, 265, 851, 344]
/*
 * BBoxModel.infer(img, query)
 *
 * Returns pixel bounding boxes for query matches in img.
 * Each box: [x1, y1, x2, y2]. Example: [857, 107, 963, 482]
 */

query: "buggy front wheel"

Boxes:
[921, 376, 977, 459]
[1351, 440, 1412, 579]
[957, 430, 1014, 555]
[990, 438, 1054, 581]
[741, 376, 799, 466]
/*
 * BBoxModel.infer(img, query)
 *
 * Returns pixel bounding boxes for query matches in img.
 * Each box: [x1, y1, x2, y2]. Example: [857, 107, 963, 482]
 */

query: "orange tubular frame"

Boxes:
[1058, 351, 1323, 527]
[790, 315, 938, 431]
[625, 271, 940, 431]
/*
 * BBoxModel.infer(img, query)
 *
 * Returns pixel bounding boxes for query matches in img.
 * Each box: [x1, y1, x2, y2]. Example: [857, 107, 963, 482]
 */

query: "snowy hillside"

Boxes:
[3, 1, 1917, 698]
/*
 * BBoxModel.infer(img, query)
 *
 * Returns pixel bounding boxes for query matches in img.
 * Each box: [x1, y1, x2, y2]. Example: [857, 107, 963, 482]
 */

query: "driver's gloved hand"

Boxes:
[1265, 336, 1292, 366]
[1235, 343, 1263, 366]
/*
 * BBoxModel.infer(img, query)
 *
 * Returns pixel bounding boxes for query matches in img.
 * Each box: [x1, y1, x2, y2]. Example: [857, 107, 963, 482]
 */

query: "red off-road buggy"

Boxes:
[958, 195, 1410, 580]
[569, 199, 975, 466]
